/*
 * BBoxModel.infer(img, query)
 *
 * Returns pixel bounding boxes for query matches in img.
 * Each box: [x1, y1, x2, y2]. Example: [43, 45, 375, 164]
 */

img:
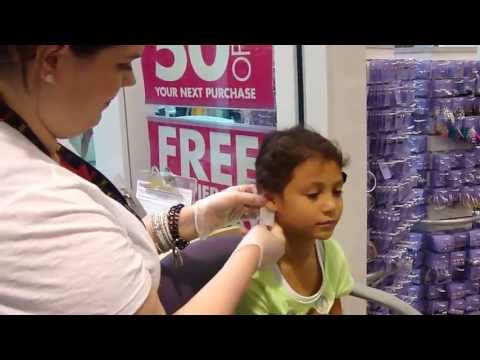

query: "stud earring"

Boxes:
[44, 74, 54, 84]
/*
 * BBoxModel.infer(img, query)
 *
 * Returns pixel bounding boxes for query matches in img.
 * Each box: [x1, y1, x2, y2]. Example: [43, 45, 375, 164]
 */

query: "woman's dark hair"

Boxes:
[255, 126, 348, 194]
[0, 45, 111, 87]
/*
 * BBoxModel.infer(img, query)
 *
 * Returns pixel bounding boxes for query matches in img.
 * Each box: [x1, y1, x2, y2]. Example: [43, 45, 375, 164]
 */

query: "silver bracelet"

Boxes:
[151, 212, 185, 267]
[152, 213, 173, 254]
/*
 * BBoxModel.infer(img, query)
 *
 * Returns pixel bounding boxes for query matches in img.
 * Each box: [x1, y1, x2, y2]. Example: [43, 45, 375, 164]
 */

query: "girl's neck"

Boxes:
[280, 232, 317, 265]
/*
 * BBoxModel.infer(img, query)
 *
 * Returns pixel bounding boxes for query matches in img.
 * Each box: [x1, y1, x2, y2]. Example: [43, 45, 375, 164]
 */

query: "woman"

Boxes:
[0, 45, 285, 315]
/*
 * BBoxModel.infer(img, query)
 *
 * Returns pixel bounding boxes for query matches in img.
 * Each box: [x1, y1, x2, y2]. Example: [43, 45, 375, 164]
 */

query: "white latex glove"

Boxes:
[232, 224, 286, 269]
[193, 184, 266, 240]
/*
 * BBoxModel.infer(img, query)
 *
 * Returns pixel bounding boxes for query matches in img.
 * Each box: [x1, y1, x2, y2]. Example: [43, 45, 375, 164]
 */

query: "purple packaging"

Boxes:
[464, 151, 477, 169]
[409, 268, 424, 285]
[414, 80, 431, 98]
[432, 97, 453, 111]
[430, 153, 453, 172]
[415, 60, 432, 80]
[417, 170, 428, 188]
[465, 295, 480, 313]
[424, 250, 450, 270]
[412, 249, 425, 269]
[367, 60, 396, 84]
[413, 153, 428, 170]
[474, 98, 480, 114]
[452, 267, 466, 282]
[431, 79, 456, 97]
[464, 78, 477, 95]
[425, 234, 455, 254]
[404, 285, 423, 299]
[373, 184, 398, 206]
[454, 79, 467, 96]
[451, 151, 466, 169]
[452, 231, 469, 250]
[413, 118, 431, 135]
[425, 300, 448, 315]
[468, 229, 480, 248]
[473, 169, 480, 185]
[463, 115, 478, 130]
[446, 281, 466, 299]
[368, 84, 399, 109]
[467, 248, 480, 266]
[450, 251, 466, 268]
[424, 284, 447, 300]
[447, 170, 464, 188]
[411, 189, 426, 204]
[464, 169, 477, 186]
[465, 280, 480, 295]
[370, 231, 395, 253]
[431, 61, 452, 79]
[397, 81, 415, 107]
[428, 171, 448, 188]
[408, 135, 427, 154]
[465, 170, 477, 186]
[397, 110, 413, 131]
[423, 267, 453, 285]
[466, 265, 480, 281]
[369, 110, 401, 133]
[395, 60, 416, 81]
[464, 97, 476, 115]
[464, 61, 479, 77]
[367, 258, 383, 275]
[414, 98, 432, 117]
[448, 298, 466, 315]
[408, 232, 424, 247]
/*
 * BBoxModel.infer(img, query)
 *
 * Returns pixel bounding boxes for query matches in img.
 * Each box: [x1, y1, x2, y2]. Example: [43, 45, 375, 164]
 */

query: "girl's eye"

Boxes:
[117, 63, 133, 71]
[307, 193, 319, 200]
[334, 190, 343, 197]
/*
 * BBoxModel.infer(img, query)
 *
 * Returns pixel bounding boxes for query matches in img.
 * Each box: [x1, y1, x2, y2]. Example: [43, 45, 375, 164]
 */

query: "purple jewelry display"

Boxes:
[367, 59, 480, 315]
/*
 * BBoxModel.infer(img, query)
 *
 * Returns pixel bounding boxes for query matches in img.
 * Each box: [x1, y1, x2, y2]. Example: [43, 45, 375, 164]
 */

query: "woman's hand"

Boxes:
[232, 223, 286, 269]
[192, 184, 267, 240]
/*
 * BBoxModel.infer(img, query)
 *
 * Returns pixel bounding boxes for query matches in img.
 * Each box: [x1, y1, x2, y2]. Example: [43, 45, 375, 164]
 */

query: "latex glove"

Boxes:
[232, 224, 286, 269]
[193, 184, 266, 240]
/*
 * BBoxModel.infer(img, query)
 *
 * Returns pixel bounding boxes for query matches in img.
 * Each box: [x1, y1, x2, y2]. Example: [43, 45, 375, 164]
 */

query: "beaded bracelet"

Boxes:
[167, 204, 189, 250]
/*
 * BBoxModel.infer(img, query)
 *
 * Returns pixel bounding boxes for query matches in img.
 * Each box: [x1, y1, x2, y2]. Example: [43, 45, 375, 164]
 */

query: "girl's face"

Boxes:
[269, 156, 344, 241]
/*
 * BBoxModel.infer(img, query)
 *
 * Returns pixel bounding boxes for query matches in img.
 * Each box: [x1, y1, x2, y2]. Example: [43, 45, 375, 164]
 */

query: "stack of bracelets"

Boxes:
[152, 204, 189, 267]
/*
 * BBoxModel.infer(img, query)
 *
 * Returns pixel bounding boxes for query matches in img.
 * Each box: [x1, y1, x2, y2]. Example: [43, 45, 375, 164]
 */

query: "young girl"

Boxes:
[236, 127, 354, 315]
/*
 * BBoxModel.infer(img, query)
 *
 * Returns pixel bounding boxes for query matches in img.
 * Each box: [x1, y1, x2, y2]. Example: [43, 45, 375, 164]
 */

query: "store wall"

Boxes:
[395, 46, 478, 60]
[303, 45, 368, 314]
[366, 46, 395, 59]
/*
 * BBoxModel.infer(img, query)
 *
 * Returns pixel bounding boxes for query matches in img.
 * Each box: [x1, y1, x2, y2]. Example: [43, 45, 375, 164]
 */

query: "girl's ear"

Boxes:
[263, 191, 279, 212]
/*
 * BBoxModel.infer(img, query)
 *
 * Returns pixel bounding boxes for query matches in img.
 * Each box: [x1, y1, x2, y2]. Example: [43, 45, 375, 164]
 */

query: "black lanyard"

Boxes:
[0, 104, 145, 226]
